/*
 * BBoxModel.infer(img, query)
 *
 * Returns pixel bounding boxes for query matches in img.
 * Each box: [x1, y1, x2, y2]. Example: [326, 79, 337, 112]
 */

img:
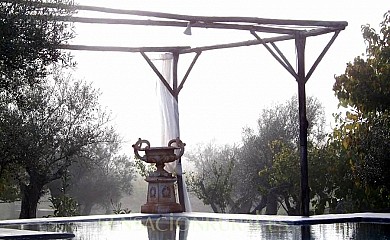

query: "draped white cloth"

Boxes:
[155, 53, 192, 212]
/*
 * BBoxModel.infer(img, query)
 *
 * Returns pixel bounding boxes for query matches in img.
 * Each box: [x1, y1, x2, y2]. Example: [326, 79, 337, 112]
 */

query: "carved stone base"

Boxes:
[141, 176, 183, 213]
[141, 202, 183, 213]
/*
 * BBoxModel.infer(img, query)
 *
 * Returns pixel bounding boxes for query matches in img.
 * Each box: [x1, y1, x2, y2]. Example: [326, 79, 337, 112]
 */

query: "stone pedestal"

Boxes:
[132, 138, 185, 214]
[141, 176, 183, 213]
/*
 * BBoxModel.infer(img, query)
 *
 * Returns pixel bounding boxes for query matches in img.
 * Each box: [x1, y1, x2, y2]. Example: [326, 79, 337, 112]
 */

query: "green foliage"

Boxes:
[0, 0, 75, 93]
[258, 140, 300, 215]
[331, 111, 390, 212]
[0, 169, 20, 202]
[0, 0, 78, 218]
[66, 142, 136, 215]
[12, 69, 114, 178]
[0, 0, 134, 219]
[331, 11, 390, 212]
[46, 172, 79, 217]
[186, 144, 236, 213]
[48, 195, 79, 217]
[307, 141, 344, 214]
[0, 68, 118, 218]
[134, 158, 156, 178]
[188, 96, 328, 215]
[111, 200, 132, 214]
[334, 11, 390, 114]
[250, 96, 327, 215]
[257, 137, 340, 215]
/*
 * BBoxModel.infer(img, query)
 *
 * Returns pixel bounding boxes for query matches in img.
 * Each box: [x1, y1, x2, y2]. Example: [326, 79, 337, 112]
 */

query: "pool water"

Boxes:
[3, 214, 390, 240]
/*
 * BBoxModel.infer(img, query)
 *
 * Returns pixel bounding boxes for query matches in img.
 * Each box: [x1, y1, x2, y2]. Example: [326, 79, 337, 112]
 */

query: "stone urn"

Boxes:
[132, 138, 185, 213]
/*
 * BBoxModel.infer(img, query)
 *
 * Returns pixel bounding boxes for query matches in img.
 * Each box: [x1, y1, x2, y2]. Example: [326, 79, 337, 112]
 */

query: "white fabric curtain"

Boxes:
[155, 53, 192, 212]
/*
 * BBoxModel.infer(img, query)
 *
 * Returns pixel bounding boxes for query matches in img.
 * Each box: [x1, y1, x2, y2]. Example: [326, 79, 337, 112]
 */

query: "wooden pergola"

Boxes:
[55, 3, 347, 216]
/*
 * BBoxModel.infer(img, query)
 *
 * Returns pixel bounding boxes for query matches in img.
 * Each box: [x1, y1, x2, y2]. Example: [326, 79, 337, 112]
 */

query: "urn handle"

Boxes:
[168, 138, 186, 159]
[132, 138, 150, 161]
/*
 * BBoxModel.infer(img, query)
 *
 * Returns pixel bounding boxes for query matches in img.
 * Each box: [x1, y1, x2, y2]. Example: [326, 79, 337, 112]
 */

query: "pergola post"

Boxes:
[171, 52, 187, 212]
[295, 34, 310, 217]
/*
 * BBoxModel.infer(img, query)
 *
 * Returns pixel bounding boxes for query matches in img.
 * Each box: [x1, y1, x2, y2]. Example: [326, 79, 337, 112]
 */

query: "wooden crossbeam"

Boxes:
[178, 51, 202, 93]
[1, 1, 348, 30]
[58, 44, 190, 53]
[72, 4, 348, 29]
[140, 52, 175, 97]
[63, 16, 302, 35]
[251, 31, 298, 79]
[305, 30, 340, 82]
[74, 4, 347, 28]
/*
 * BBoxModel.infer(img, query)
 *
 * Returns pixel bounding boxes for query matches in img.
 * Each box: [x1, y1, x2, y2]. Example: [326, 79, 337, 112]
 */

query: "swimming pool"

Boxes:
[0, 212, 389, 239]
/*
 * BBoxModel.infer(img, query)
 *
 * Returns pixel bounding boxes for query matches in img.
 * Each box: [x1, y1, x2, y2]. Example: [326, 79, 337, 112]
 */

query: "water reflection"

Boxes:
[352, 222, 390, 239]
[248, 222, 304, 239]
[4, 217, 390, 239]
[142, 217, 189, 240]
[301, 225, 311, 240]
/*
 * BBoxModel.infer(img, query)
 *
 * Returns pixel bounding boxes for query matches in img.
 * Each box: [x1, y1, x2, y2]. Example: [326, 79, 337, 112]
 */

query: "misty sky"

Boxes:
[70, 0, 388, 153]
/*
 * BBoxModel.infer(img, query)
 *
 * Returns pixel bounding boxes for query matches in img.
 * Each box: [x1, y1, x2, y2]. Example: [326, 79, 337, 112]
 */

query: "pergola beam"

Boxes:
[57, 34, 295, 54]
[58, 44, 190, 53]
[305, 30, 340, 82]
[181, 28, 344, 54]
[270, 42, 296, 78]
[73, 4, 347, 28]
[180, 27, 343, 54]
[140, 52, 175, 97]
[5, 0, 347, 28]
[62, 16, 302, 35]
[59, 26, 342, 55]
[178, 51, 202, 94]
[251, 31, 298, 79]
[179, 34, 293, 54]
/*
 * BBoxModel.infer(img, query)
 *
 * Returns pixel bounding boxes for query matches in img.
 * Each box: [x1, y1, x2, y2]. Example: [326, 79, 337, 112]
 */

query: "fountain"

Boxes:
[132, 138, 185, 213]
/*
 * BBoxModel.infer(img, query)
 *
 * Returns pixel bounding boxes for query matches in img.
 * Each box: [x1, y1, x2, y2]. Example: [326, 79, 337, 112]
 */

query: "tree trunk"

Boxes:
[19, 182, 44, 219]
[209, 202, 220, 213]
[265, 193, 278, 215]
[250, 196, 267, 214]
[230, 198, 252, 214]
[199, 181, 220, 213]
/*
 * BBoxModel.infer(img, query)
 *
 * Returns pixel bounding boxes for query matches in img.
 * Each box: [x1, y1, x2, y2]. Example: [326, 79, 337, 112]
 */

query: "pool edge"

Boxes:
[0, 212, 389, 227]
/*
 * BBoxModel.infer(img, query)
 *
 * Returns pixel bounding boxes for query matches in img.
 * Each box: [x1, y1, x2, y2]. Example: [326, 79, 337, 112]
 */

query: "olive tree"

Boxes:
[0, 0, 74, 94]
[187, 143, 237, 213]
[0, 0, 75, 188]
[66, 142, 135, 215]
[187, 96, 327, 214]
[6, 69, 116, 219]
